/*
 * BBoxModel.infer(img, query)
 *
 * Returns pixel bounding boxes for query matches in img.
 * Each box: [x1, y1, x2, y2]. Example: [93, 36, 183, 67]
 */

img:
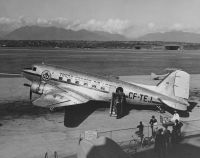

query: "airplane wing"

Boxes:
[32, 84, 91, 109]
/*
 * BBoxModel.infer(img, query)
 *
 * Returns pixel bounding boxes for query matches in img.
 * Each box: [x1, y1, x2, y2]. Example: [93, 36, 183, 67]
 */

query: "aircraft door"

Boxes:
[109, 85, 117, 94]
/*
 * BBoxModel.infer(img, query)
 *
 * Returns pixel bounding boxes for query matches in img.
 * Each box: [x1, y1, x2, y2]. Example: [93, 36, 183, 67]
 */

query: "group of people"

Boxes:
[135, 112, 183, 158]
[154, 127, 170, 158]
[154, 120, 183, 158]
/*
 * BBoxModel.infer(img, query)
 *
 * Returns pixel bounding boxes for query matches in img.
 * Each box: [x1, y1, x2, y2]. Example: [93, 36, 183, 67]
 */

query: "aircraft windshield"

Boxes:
[32, 67, 37, 71]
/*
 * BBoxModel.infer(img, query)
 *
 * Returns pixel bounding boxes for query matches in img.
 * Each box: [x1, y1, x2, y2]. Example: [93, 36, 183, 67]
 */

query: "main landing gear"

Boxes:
[156, 105, 165, 113]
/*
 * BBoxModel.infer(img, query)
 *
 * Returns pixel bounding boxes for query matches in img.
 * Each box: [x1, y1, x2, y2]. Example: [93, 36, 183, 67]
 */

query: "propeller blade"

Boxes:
[24, 83, 32, 101]
[30, 89, 32, 101]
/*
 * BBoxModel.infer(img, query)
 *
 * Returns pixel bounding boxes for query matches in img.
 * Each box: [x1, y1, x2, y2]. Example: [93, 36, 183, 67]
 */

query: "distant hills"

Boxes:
[135, 31, 200, 43]
[3, 26, 127, 41]
[2, 25, 200, 43]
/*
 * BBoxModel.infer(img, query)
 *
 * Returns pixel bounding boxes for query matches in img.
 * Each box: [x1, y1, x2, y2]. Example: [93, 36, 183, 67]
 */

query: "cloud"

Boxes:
[0, 17, 23, 33]
[147, 22, 155, 29]
[123, 22, 160, 38]
[124, 22, 200, 38]
[35, 18, 131, 34]
[1, 17, 200, 38]
[0, 17, 131, 35]
[171, 23, 184, 30]
[77, 19, 130, 34]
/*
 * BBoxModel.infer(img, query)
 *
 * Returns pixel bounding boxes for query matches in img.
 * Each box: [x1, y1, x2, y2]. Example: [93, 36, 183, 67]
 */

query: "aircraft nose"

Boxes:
[22, 67, 39, 81]
[22, 67, 32, 75]
[23, 67, 32, 70]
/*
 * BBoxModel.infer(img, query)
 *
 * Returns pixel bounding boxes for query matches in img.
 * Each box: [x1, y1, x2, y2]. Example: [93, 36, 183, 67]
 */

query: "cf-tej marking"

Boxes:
[129, 92, 153, 103]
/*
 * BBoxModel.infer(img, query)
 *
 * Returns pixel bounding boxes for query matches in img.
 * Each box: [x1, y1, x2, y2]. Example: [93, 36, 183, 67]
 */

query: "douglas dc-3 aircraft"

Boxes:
[22, 64, 190, 112]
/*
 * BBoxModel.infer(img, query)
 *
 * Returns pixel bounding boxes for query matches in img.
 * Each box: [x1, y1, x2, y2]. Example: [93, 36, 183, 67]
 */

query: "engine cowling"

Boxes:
[30, 81, 54, 95]
[30, 81, 45, 94]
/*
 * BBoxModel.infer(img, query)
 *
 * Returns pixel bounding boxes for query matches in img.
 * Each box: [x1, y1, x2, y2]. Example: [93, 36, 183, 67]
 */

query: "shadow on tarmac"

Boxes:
[64, 101, 109, 128]
[64, 134, 200, 158]
[0, 101, 50, 119]
[64, 101, 158, 128]
[1, 99, 197, 128]
[133, 135, 200, 158]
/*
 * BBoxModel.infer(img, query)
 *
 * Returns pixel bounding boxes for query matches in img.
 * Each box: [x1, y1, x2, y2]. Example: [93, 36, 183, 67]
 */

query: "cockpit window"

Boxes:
[32, 67, 37, 71]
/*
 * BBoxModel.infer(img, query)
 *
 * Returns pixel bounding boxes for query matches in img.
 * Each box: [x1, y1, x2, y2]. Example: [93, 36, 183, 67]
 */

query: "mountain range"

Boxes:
[2, 26, 126, 41]
[136, 31, 200, 43]
[1, 25, 200, 42]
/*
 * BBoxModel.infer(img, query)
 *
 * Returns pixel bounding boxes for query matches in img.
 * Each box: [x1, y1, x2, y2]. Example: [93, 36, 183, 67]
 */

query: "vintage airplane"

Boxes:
[22, 63, 190, 113]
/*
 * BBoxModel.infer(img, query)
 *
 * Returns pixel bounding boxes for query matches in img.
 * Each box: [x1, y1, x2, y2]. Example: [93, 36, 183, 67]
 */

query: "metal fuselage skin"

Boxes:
[23, 64, 164, 107]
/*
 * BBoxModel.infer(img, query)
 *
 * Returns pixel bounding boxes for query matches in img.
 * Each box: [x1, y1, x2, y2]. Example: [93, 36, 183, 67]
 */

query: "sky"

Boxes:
[0, 0, 200, 38]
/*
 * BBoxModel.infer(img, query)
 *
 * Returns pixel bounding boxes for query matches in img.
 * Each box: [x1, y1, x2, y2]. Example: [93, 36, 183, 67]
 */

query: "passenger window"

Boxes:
[67, 79, 71, 83]
[75, 81, 79, 85]
[84, 83, 88, 86]
[101, 87, 105, 90]
[92, 85, 96, 88]
[59, 77, 63, 81]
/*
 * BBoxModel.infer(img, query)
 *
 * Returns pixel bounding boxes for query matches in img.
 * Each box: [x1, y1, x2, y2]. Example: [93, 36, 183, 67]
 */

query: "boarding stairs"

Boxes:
[110, 92, 126, 118]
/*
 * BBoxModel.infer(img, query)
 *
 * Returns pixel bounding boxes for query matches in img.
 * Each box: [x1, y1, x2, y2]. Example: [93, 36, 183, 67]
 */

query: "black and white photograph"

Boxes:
[1, 0, 200, 158]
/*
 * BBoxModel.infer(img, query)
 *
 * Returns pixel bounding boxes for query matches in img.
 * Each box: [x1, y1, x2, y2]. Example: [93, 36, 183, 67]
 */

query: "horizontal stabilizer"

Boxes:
[159, 99, 189, 111]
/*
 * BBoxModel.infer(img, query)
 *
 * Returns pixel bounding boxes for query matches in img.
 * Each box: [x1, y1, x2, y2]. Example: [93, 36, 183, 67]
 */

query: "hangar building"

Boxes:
[164, 44, 183, 50]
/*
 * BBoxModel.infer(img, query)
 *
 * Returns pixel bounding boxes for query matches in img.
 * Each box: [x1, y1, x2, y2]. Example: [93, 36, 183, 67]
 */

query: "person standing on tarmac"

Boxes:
[149, 115, 158, 137]
[163, 126, 171, 151]
[171, 110, 180, 122]
[136, 121, 144, 144]
[174, 119, 183, 142]
[155, 128, 166, 158]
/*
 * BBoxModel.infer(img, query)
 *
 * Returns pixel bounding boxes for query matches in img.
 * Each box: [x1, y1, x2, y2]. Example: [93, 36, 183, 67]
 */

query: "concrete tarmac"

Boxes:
[0, 74, 200, 158]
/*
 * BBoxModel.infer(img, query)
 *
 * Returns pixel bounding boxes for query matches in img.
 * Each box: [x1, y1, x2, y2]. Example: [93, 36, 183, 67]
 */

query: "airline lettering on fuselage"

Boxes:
[128, 92, 153, 103]
[60, 72, 72, 78]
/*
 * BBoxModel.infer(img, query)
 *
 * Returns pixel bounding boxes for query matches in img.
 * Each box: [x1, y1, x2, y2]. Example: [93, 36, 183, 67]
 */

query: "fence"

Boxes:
[96, 118, 200, 154]
[97, 118, 200, 141]
[97, 124, 161, 143]
[41, 118, 200, 157]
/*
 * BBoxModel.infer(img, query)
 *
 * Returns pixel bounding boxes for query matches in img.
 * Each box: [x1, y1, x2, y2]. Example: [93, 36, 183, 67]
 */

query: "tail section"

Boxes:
[157, 70, 190, 99]
[151, 72, 160, 80]
[151, 72, 168, 80]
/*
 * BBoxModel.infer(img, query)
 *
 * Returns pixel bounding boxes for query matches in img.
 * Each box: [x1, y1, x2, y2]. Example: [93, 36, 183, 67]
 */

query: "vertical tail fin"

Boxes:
[157, 70, 190, 99]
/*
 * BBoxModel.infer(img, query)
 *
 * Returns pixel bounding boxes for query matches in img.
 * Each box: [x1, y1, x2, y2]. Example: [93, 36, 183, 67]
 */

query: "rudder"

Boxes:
[157, 70, 190, 99]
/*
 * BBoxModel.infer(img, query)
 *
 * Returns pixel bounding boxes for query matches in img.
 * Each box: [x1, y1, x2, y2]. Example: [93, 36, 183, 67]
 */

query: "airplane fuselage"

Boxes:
[23, 64, 166, 107]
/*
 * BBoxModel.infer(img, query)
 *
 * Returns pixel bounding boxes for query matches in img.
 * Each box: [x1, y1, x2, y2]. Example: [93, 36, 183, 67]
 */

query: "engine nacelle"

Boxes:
[30, 81, 45, 94]
[30, 81, 53, 95]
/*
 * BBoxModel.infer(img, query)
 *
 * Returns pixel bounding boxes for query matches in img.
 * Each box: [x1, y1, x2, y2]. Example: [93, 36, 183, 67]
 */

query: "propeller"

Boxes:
[30, 89, 33, 101]
[23, 83, 32, 101]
